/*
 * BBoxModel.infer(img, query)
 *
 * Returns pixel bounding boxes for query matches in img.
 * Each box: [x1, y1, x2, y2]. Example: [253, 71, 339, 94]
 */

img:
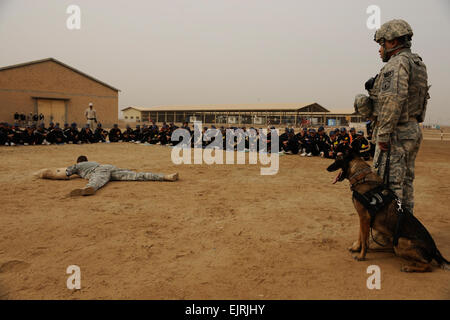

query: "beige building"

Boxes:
[121, 106, 143, 123]
[0, 58, 119, 127]
[121, 103, 361, 127]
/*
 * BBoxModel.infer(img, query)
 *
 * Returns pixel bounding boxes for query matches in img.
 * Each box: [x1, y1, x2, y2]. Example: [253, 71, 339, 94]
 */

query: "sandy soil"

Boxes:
[0, 137, 449, 299]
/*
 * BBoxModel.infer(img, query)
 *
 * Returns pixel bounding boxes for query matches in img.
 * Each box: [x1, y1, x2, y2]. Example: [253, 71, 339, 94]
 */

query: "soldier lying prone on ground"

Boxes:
[35, 155, 179, 196]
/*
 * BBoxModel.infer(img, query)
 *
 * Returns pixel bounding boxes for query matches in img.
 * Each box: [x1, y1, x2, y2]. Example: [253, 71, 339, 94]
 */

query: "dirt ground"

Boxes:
[0, 135, 449, 299]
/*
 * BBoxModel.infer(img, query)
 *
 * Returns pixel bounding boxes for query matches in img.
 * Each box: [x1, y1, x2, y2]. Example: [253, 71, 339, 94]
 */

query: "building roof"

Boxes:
[0, 58, 120, 92]
[122, 103, 330, 113]
[325, 109, 357, 115]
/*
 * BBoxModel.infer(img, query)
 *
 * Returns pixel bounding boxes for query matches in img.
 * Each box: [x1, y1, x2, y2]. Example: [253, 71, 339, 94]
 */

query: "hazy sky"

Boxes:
[1, 0, 449, 124]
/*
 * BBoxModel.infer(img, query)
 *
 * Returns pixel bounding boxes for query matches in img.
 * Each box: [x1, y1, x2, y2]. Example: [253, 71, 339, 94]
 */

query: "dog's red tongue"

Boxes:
[332, 171, 342, 184]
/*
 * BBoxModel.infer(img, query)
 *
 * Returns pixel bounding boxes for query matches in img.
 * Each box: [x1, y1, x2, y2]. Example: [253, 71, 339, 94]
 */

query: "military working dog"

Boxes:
[327, 144, 449, 272]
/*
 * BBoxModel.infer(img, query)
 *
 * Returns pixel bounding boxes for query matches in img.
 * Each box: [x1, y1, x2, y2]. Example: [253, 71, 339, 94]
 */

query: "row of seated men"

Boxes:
[0, 121, 372, 159]
[0, 121, 178, 145]
[278, 126, 373, 160]
[119, 122, 372, 160]
[0, 122, 110, 145]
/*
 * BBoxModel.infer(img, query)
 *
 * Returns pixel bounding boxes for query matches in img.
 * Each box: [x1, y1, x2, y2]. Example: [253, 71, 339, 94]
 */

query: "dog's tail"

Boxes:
[434, 249, 450, 270]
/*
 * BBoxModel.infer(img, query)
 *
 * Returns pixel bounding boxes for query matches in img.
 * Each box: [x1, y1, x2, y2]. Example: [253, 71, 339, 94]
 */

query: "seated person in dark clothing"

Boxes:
[62, 123, 70, 142]
[65, 123, 80, 144]
[108, 124, 122, 142]
[10, 123, 25, 145]
[47, 123, 66, 144]
[317, 126, 332, 158]
[93, 123, 108, 143]
[296, 127, 308, 153]
[328, 130, 340, 159]
[301, 128, 319, 157]
[337, 127, 352, 145]
[279, 128, 290, 151]
[140, 124, 151, 143]
[349, 127, 357, 142]
[157, 126, 171, 145]
[122, 125, 134, 142]
[281, 128, 300, 154]
[148, 126, 160, 144]
[132, 125, 142, 142]
[34, 123, 48, 145]
[79, 124, 95, 143]
[23, 125, 37, 145]
[0, 122, 8, 145]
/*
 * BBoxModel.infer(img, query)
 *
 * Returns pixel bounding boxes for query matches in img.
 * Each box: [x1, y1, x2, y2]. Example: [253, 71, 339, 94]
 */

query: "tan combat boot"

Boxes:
[69, 186, 96, 197]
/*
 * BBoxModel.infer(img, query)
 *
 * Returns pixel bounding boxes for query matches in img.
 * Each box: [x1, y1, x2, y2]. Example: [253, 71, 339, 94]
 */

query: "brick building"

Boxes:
[0, 58, 119, 127]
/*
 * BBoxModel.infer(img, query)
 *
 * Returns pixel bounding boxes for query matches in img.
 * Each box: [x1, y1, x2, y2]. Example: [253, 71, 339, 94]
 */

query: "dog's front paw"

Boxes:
[353, 254, 366, 261]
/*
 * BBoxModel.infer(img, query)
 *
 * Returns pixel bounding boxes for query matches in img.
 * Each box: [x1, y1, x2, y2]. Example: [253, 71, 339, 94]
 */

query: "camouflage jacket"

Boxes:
[373, 48, 429, 143]
[66, 161, 100, 179]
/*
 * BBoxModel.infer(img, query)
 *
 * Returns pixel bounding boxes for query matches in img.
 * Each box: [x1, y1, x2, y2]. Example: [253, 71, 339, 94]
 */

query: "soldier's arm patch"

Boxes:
[381, 70, 394, 92]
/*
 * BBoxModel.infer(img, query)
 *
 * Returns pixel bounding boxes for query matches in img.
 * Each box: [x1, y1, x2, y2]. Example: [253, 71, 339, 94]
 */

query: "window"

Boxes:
[130, 116, 134, 119]
[125, 116, 128, 119]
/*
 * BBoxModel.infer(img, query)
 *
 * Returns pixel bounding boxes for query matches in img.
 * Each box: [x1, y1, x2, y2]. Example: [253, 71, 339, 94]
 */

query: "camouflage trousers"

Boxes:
[86, 165, 165, 191]
[374, 121, 422, 213]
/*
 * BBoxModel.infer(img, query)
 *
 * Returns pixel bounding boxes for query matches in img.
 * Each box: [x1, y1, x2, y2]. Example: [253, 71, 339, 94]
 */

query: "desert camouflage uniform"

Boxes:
[354, 20, 430, 214]
[372, 47, 429, 213]
[66, 161, 165, 191]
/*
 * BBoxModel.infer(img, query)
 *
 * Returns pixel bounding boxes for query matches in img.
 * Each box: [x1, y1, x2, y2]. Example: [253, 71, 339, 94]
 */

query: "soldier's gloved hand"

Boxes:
[365, 74, 378, 91]
[378, 142, 389, 151]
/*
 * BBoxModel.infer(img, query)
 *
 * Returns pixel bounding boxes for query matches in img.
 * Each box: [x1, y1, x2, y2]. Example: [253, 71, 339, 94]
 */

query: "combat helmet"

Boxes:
[374, 19, 413, 62]
[374, 19, 413, 43]
[354, 94, 373, 118]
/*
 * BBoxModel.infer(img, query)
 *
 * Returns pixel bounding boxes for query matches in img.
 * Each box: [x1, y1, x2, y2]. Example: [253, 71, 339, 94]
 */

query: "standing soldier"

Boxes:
[14, 112, 20, 124]
[85, 102, 97, 129]
[32, 113, 39, 126]
[354, 19, 429, 214]
[19, 112, 26, 127]
[27, 112, 33, 126]
[39, 113, 45, 125]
